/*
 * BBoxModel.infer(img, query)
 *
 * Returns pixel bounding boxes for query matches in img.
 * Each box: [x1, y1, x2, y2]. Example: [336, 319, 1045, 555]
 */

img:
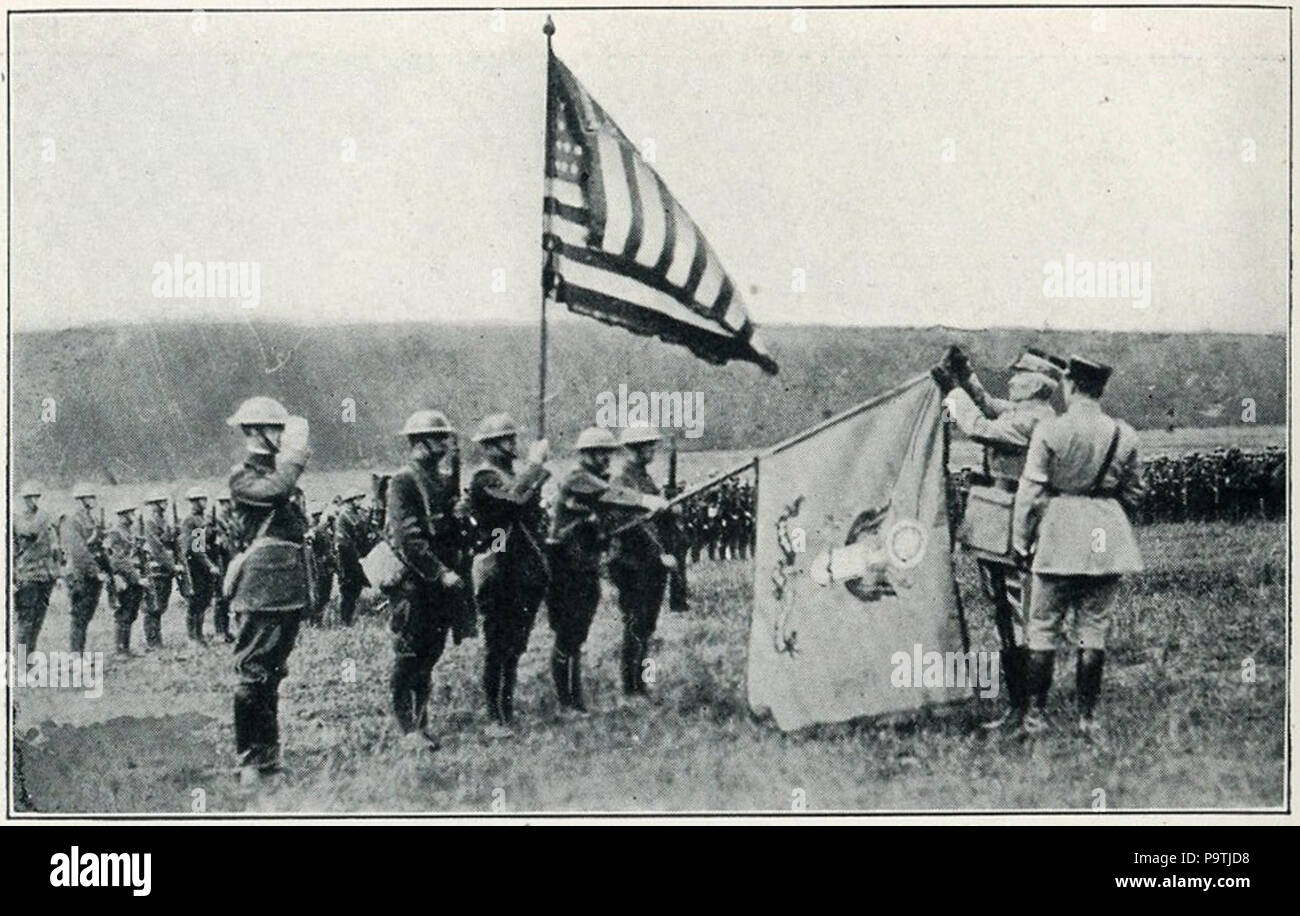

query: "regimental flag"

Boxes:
[749, 377, 971, 731]
[542, 52, 778, 375]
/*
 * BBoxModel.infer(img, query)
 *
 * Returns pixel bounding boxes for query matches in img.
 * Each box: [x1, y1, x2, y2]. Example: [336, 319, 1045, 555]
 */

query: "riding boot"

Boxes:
[1025, 649, 1055, 712]
[390, 656, 420, 733]
[483, 652, 504, 723]
[620, 634, 641, 695]
[1076, 649, 1106, 721]
[567, 653, 587, 713]
[500, 656, 517, 724]
[551, 649, 571, 708]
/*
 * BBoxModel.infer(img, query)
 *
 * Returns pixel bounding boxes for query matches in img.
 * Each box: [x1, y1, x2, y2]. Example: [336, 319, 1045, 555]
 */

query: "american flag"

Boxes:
[542, 51, 778, 375]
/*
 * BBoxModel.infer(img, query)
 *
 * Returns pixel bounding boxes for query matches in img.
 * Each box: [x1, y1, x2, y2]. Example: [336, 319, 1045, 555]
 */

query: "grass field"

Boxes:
[12, 516, 1285, 814]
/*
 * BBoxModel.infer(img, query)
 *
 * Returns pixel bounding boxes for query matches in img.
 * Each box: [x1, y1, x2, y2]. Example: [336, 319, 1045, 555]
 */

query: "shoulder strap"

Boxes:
[1089, 421, 1122, 496]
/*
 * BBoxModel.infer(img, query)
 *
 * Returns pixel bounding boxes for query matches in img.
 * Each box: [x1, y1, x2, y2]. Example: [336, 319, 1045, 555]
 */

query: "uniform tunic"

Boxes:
[62, 507, 106, 651]
[104, 521, 146, 636]
[1013, 397, 1144, 651]
[469, 459, 550, 658]
[384, 461, 459, 661]
[13, 507, 59, 649]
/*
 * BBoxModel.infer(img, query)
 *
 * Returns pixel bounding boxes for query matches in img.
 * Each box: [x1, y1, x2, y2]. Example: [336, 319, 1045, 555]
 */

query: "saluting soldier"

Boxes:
[140, 491, 179, 650]
[334, 489, 373, 627]
[225, 396, 312, 785]
[608, 426, 679, 700]
[546, 427, 665, 713]
[180, 486, 221, 646]
[932, 344, 1063, 730]
[385, 409, 464, 750]
[13, 480, 61, 651]
[467, 413, 551, 736]
[103, 501, 147, 657]
[61, 481, 108, 653]
[1012, 356, 1145, 744]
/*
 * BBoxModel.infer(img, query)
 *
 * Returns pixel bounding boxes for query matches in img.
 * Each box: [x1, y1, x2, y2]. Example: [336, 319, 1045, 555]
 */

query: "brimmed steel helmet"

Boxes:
[573, 427, 620, 452]
[115, 500, 137, 516]
[144, 490, 169, 504]
[70, 481, 98, 500]
[186, 486, 210, 501]
[226, 396, 290, 428]
[400, 409, 456, 437]
[472, 412, 520, 444]
[18, 480, 43, 498]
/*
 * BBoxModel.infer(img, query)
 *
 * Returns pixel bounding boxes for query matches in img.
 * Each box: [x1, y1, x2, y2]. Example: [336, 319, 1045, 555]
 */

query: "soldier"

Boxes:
[334, 489, 373, 627]
[103, 501, 147, 657]
[180, 486, 221, 646]
[385, 409, 464, 750]
[1012, 356, 1145, 744]
[306, 502, 336, 625]
[139, 492, 178, 650]
[61, 481, 108, 653]
[546, 427, 665, 713]
[467, 413, 551, 736]
[608, 426, 679, 700]
[933, 345, 1062, 731]
[13, 480, 60, 651]
[209, 494, 236, 643]
[225, 396, 312, 785]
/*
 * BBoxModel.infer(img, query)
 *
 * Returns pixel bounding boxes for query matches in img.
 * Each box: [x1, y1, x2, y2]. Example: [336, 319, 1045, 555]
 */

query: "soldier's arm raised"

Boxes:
[944, 387, 1033, 449]
[228, 455, 308, 506]
[961, 372, 1014, 419]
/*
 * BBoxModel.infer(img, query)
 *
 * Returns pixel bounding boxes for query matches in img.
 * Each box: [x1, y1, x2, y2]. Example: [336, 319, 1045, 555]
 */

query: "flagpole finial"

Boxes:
[543, 15, 555, 37]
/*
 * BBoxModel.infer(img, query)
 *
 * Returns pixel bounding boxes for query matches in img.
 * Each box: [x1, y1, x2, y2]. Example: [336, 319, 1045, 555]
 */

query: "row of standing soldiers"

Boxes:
[12, 482, 236, 656]
[216, 397, 680, 784]
[678, 478, 756, 563]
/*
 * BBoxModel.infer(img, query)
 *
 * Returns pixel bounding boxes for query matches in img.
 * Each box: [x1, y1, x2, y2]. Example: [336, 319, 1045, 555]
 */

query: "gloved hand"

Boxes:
[281, 416, 311, 460]
[930, 364, 957, 394]
[527, 438, 550, 465]
[641, 494, 669, 513]
[660, 553, 678, 570]
[943, 345, 972, 384]
[440, 569, 462, 590]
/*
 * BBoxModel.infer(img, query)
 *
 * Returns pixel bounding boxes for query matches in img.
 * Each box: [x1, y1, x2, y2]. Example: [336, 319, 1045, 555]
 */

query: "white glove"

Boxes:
[641, 494, 669, 513]
[281, 415, 310, 453]
[527, 438, 550, 465]
[440, 569, 462, 590]
[660, 553, 678, 570]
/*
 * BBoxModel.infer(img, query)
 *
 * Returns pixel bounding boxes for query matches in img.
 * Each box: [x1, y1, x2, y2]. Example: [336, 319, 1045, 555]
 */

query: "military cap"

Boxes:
[472, 412, 520, 443]
[621, 425, 662, 446]
[70, 481, 98, 499]
[400, 409, 456, 437]
[18, 480, 43, 498]
[1066, 355, 1113, 394]
[186, 486, 210, 501]
[1009, 348, 1067, 380]
[226, 395, 290, 428]
[573, 427, 620, 451]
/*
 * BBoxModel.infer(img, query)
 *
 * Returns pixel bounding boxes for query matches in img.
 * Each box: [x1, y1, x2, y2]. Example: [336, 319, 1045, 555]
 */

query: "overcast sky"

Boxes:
[10, 6, 1290, 334]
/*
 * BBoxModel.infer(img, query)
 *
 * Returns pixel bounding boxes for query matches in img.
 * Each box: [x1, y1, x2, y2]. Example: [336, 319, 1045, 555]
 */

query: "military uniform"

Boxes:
[62, 506, 106, 653]
[385, 459, 461, 736]
[608, 460, 675, 695]
[307, 509, 336, 624]
[180, 510, 219, 643]
[228, 449, 311, 772]
[209, 503, 235, 641]
[141, 511, 179, 648]
[469, 457, 550, 724]
[1013, 365, 1144, 732]
[333, 501, 372, 626]
[103, 516, 146, 654]
[546, 462, 646, 710]
[13, 505, 60, 651]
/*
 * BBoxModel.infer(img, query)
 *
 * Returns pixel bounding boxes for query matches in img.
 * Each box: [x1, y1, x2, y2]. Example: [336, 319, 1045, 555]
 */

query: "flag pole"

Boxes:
[538, 15, 557, 440]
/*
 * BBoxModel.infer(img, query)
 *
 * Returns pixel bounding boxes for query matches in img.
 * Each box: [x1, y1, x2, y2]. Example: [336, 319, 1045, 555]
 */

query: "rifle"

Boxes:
[173, 498, 193, 598]
[448, 439, 477, 642]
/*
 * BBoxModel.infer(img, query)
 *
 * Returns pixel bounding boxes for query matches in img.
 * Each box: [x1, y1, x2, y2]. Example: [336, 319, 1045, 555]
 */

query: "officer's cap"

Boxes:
[1008, 348, 1067, 380]
[1066, 355, 1113, 394]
